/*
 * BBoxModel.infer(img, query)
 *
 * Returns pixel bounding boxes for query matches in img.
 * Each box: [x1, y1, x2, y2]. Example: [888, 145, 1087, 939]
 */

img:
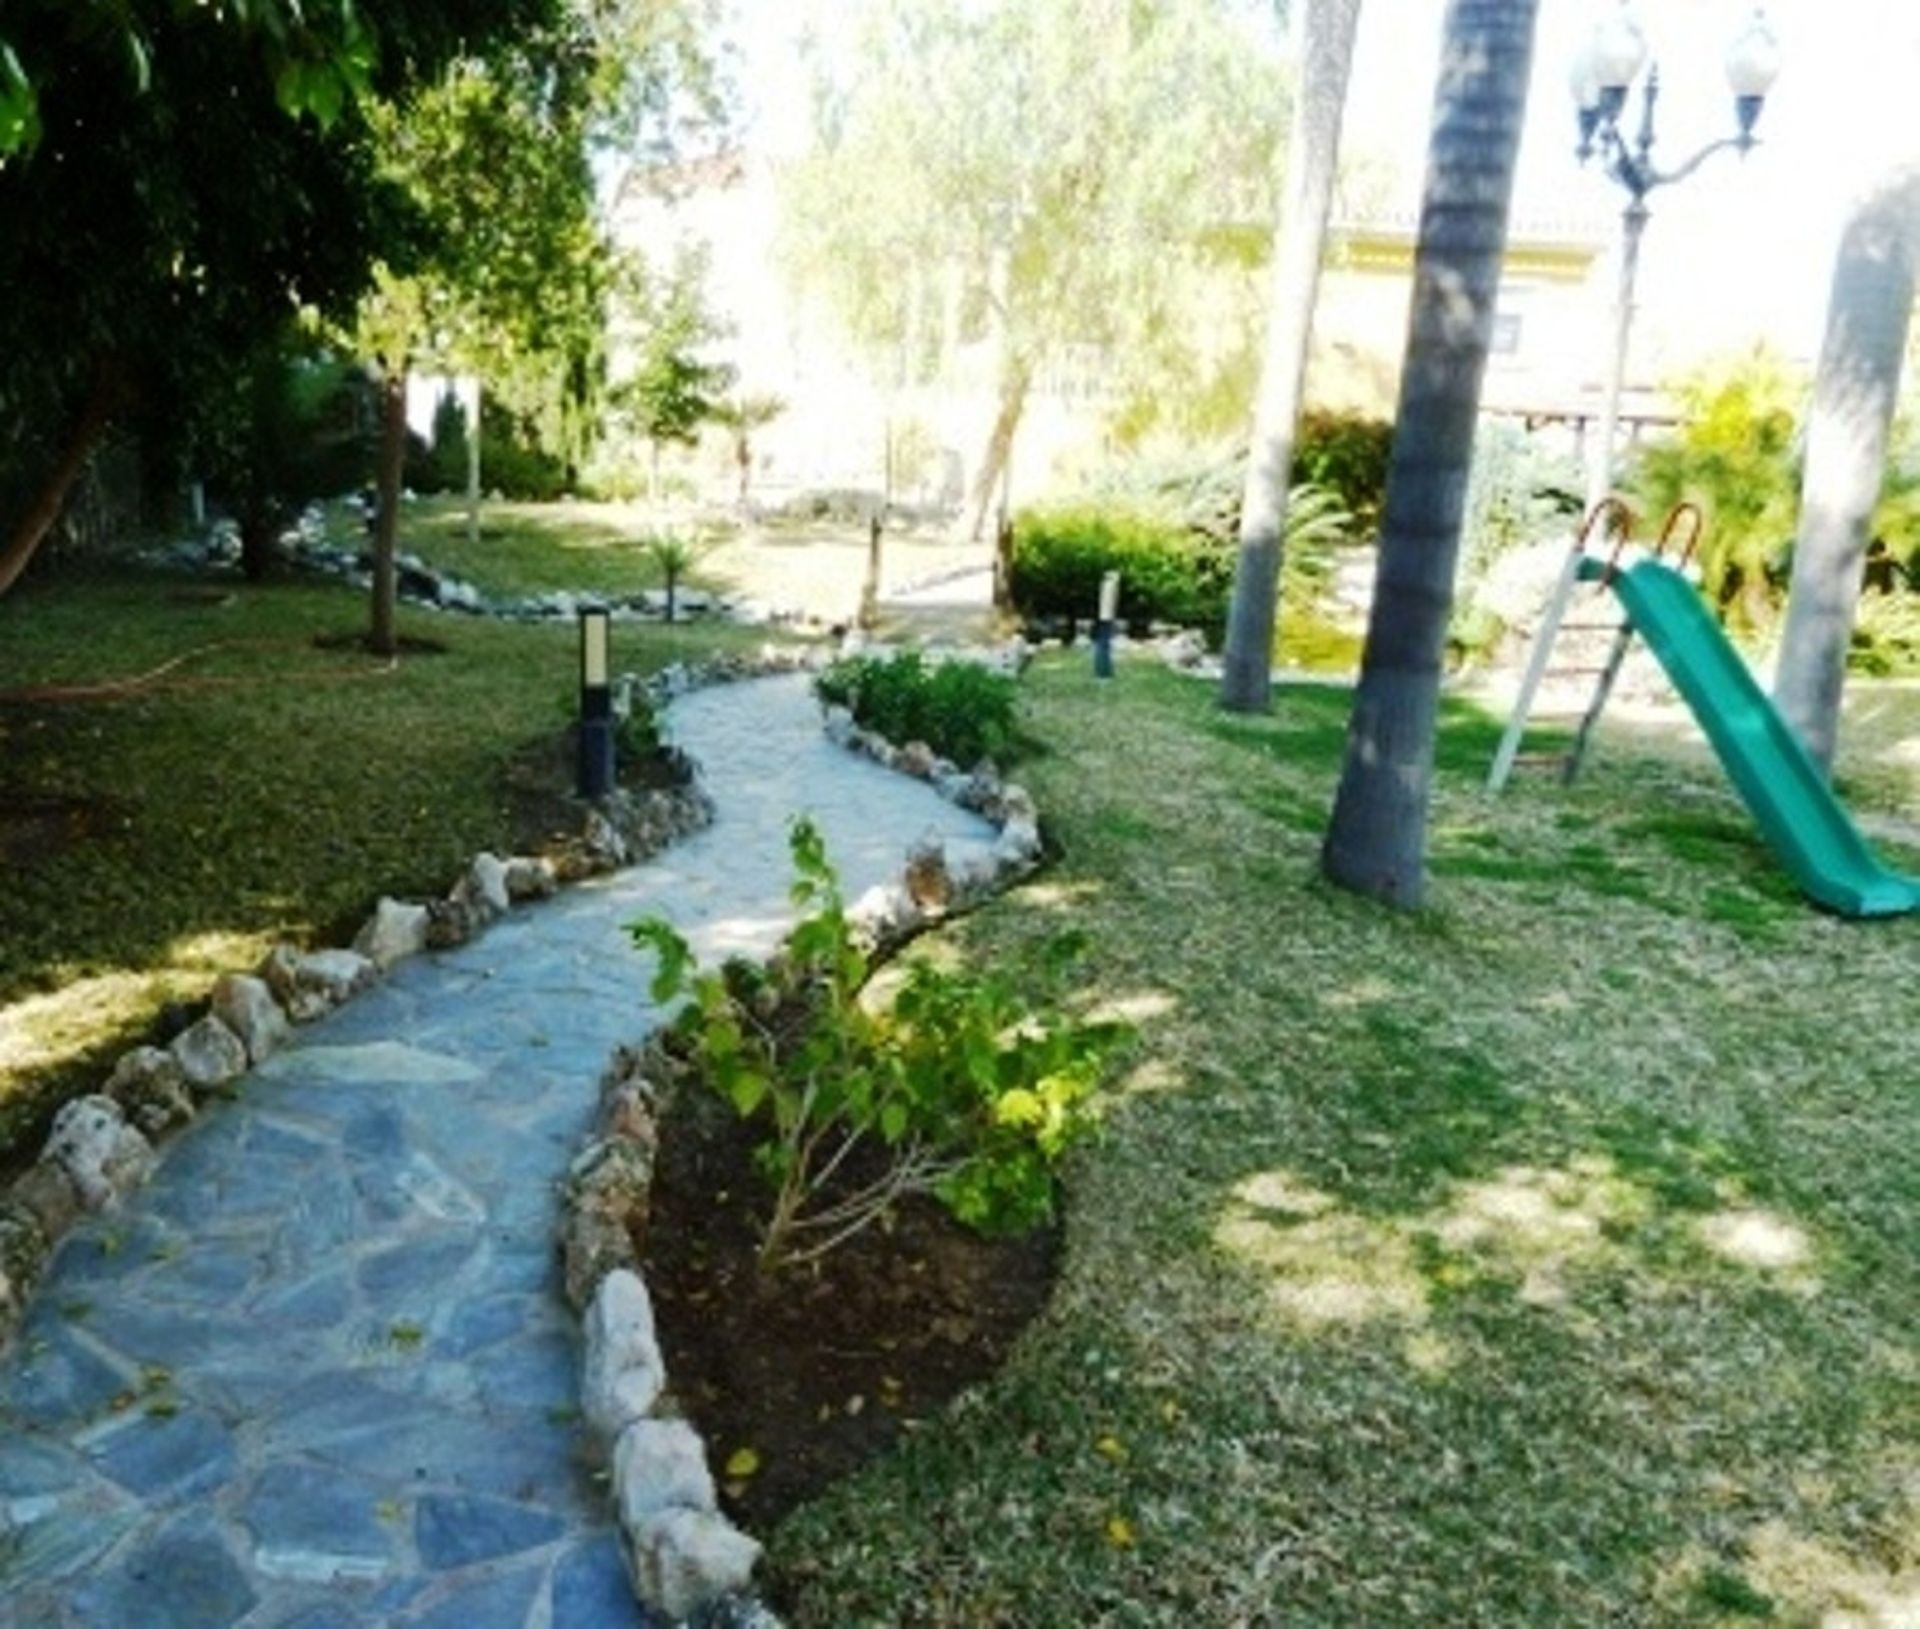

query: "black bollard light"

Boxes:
[1092, 570, 1118, 679]
[578, 606, 615, 798]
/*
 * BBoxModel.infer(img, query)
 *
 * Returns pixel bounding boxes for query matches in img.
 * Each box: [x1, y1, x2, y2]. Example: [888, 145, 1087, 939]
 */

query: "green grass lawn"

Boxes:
[770, 659, 1920, 1627]
[0, 560, 768, 1168]
[351, 495, 704, 601]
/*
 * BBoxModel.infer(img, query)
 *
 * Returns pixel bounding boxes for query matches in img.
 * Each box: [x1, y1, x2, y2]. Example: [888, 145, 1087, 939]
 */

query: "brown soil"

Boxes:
[497, 727, 690, 855]
[643, 1087, 1060, 1527]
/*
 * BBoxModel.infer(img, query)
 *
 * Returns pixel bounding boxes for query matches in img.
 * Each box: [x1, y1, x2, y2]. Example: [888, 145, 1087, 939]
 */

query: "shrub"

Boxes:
[1628, 347, 1806, 627]
[1292, 410, 1394, 536]
[629, 819, 1123, 1272]
[815, 651, 1018, 767]
[1009, 505, 1232, 640]
[1848, 589, 1920, 677]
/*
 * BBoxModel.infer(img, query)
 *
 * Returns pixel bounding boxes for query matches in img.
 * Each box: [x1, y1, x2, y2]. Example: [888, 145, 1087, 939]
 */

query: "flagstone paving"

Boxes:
[0, 674, 994, 1628]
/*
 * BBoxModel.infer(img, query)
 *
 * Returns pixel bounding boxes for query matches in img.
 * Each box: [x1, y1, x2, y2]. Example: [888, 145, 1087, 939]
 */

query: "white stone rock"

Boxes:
[903, 837, 952, 910]
[43, 1096, 155, 1210]
[822, 704, 855, 746]
[948, 847, 1001, 899]
[170, 1015, 249, 1094]
[583, 1270, 666, 1443]
[503, 856, 558, 902]
[848, 881, 923, 945]
[994, 818, 1043, 867]
[1158, 628, 1208, 670]
[583, 811, 629, 868]
[260, 946, 378, 1022]
[1000, 784, 1038, 826]
[210, 972, 291, 1062]
[625, 1506, 761, 1622]
[352, 898, 430, 972]
[467, 852, 511, 915]
[103, 1047, 194, 1137]
[613, 1418, 714, 1528]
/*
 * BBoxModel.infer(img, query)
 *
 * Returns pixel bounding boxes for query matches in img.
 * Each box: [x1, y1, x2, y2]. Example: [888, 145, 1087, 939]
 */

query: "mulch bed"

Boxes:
[497, 725, 690, 857]
[643, 1085, 1061, 1528]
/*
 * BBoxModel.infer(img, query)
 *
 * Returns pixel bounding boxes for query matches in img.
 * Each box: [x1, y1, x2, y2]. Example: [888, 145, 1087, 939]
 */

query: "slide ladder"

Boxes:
[1487, 500, 1699, 793]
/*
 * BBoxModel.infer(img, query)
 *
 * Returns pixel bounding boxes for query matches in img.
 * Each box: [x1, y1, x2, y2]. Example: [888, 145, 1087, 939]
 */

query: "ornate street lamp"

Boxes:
[1572, 0, 1783, 509]
[1488, 4, 1781, 795]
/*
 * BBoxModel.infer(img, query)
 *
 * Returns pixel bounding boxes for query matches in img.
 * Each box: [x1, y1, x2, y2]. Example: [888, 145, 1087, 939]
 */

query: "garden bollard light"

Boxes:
[578, 606, 615, 798]
[1092, 571, 1118, 679]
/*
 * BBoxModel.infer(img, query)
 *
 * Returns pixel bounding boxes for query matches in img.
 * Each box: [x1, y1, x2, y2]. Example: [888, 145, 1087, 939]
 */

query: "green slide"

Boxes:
[1578, 556, 1920, 919]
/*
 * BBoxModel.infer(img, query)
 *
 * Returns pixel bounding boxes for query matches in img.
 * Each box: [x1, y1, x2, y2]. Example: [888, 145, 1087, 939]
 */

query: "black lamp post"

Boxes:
[578, 606, 615, 798]
[1568, 0, 1784, 511]
[1489, 3, 1782, 795]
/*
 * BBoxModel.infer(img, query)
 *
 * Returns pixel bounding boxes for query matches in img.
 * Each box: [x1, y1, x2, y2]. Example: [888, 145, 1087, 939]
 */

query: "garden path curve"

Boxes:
[0, 673, 995, 1629]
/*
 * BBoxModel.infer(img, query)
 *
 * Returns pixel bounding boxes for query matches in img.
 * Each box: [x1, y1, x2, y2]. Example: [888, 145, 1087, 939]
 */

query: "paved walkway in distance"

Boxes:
[0, 674, 995, 1629]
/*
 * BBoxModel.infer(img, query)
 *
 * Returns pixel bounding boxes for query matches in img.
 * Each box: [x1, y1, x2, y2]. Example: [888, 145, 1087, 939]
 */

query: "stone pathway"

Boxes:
[0, 675, 995, 1629]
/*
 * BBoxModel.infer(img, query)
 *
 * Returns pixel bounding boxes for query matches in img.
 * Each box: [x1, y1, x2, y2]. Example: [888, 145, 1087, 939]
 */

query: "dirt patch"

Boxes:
[643, 1086, 1060, 1528]
[497, 725, 691, 856]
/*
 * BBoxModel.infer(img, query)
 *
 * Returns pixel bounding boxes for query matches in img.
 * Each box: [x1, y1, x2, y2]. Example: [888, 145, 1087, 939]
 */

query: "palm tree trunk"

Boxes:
[1774, 165, 1920, 774]
[1219, 0, 1363, 713]
[371, 366, 406, 658]
[1322, 0, 1541, 908]
[0, 366, 122, 599]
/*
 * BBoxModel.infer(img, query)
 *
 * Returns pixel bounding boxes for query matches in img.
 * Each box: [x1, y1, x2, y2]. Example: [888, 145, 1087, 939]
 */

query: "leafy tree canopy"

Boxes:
[780, 0, 1288, 444]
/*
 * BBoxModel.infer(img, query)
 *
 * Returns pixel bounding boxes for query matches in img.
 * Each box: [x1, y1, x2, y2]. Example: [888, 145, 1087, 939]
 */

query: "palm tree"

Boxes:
[1219, 0, 1363, 714]
[1321, 0, 1541, 907]
[1774, 165, 1920, 774]
[710, 393, 786, 512]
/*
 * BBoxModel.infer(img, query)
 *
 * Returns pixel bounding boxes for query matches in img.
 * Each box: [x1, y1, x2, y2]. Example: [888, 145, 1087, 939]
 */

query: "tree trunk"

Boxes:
[1774, 165, 1920, 774]
[371, 366, 406, 658]
[0, 366, 121, 599]
[664, 565, 678, 625]
[466, 379, 482, 550]
[967, 359, 1030, 552]
[1322, 0, 1541, 908]
[1219, 0, 1363, 713]
[239, 505, 278, 583]
[859, 512, 883, 630]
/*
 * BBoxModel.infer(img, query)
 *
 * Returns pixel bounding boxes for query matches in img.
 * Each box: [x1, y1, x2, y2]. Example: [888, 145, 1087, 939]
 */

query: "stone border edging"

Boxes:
[0, 643, 825, 1352]
[557, 667, 1047, 1626]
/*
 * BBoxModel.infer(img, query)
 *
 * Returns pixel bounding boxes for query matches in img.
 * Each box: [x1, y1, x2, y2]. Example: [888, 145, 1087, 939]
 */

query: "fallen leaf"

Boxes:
[1106, 1515, 1136, 1549]
[724, 1447, 761, 1480]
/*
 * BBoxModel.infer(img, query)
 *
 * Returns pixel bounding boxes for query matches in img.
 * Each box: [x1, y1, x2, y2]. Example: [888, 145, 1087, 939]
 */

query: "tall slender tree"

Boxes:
[1321, 0, 1540, 908]
[1218, 0, 1363, 715]
[781, 0, 1285, 543]
[1774, 164, 1920, 774]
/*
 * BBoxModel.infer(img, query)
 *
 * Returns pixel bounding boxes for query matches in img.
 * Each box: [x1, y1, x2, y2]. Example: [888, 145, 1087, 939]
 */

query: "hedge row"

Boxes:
[1008, 508, 1232, 642]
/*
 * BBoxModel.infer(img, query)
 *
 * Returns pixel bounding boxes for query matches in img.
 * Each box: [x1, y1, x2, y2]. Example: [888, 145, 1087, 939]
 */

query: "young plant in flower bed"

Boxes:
[814, 650, 1017, 767]
[629, 817, 1121, 1272]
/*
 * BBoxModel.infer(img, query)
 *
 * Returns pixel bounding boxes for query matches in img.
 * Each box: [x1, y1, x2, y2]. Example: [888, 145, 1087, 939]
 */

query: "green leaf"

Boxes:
[0, 44, 42, 156]
[727, 1069, 770, 1119]
[994, 1088, 1044, 1130]
[879, 1100, 909, 1143]
[628, 917, 695, 1003]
